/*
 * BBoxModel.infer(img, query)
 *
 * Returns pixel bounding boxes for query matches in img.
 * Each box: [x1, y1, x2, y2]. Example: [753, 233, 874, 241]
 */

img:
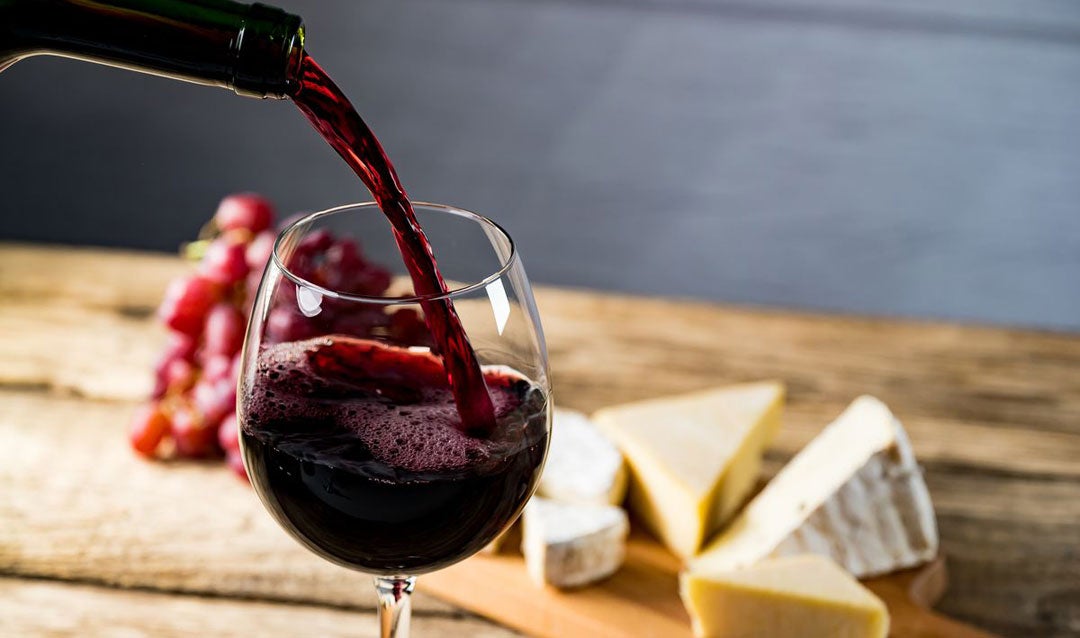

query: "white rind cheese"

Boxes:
[693, 395, 938, 578]
[538, 408, 627, 506]
[522, 497, 629, 588]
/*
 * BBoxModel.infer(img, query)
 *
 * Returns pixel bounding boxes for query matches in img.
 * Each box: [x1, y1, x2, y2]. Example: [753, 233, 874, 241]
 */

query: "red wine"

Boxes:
[289, 56, 497, 436]
[240, 337, 547, 574]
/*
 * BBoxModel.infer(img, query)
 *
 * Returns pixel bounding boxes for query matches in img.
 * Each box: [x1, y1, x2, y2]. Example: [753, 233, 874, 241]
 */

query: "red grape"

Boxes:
[158, 275, 220, 337]
[204, 303, 246, 357]
[161, 358, 196, 393]
[171, 408, 217, 458]
[322, 238, 364, 290]
[389, 308, 430, 346]
[267, 306, 316, 343]
[152, 337, 198, 398]
[298, 228, 334, 254]
[226, 449, 248, 481]
[162, 333, 197, 363]
[151, 377, 167, 401]
[351, 263, 392, 296]
[215, 193, 274, 234]
[201, 237, 249, 285]
[192, 378, 237, 429]
[316, 238, 392, 296]
[247, 230, 276, 271]
[202, 353, 233, 384]
[229, 353, 243, 382]
[328, 307, 386, 339]
[282, 230, 333, 288]
[218, 413, 240, 454]
[129, 403, 171, 457]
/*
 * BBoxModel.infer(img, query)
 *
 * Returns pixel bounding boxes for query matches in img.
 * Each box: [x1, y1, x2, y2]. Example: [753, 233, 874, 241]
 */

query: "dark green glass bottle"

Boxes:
[0, 0, 305, 98]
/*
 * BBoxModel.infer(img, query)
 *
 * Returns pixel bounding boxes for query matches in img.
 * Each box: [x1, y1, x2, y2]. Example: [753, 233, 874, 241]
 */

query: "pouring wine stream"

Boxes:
[289, 54, 497, 436]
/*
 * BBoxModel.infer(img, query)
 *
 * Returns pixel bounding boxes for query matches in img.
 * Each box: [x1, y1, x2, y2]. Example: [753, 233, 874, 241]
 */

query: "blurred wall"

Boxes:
[1, 0, 1078, 329]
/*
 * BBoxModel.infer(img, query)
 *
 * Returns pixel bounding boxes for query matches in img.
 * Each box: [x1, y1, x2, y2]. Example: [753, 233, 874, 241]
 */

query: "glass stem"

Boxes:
[375, 575, 416, 638]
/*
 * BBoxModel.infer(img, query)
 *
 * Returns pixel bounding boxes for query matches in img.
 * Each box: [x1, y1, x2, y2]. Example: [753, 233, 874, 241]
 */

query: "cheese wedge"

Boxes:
[593, 382, 784, 558]
[681, 554, 889, 638]
[522, 497, 629, 588]
[693, 396, 938, 578]
[538, 408, 627, 506]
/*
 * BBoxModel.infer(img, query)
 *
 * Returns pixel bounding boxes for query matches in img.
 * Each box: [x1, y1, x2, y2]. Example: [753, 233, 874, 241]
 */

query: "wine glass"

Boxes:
[237, 202, 551, 638]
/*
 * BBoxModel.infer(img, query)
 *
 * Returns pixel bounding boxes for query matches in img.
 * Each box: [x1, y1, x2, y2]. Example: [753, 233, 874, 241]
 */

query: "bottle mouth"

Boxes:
[232, 4, 305, 99]
[272, 202, 519, 306]
[283, 26, 306, 98]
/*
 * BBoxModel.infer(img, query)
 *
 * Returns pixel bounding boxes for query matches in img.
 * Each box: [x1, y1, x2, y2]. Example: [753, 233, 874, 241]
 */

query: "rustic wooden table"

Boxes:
[2, 243, 1078, 637]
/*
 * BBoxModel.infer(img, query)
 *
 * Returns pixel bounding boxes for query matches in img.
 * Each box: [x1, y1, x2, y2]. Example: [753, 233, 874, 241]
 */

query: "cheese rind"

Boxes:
[593, 382, 784, 558]
[693, 396, 938, 578]
[538, 408, 627, 506]
[680, 554, 889, 638]
[522, 497, 629, 588]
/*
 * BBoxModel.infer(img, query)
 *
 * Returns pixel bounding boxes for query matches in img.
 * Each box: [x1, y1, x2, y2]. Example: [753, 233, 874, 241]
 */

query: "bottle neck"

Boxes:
[1, 0, 305, 99]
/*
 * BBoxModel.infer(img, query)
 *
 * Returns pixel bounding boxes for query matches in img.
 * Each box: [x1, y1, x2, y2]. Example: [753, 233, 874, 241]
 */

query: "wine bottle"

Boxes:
[0, 0, 304, 98]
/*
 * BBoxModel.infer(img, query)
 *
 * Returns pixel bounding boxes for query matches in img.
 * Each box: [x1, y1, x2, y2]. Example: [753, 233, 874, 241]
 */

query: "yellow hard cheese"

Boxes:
[592, 382, 784, 558]
[680, 555, 889, 638]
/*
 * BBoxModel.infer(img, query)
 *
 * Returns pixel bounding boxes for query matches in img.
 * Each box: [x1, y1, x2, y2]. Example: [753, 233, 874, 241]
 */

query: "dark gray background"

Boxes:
[2, 0, 1078, 329]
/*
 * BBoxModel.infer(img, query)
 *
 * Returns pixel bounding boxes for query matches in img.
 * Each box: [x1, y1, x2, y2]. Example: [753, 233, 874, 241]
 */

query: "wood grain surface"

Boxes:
[0, 578, 515, 638]
[2, 243, 1079, 637]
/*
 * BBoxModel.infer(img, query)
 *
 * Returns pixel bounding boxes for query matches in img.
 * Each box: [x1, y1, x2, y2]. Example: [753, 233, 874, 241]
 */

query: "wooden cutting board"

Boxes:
[423, 528, 996, 638]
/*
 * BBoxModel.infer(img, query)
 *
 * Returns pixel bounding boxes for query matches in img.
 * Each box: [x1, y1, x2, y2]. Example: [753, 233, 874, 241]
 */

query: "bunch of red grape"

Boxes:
[129, 194, 277, 477]
[266, 229, 429, 347]
[129, 194, 430, 479]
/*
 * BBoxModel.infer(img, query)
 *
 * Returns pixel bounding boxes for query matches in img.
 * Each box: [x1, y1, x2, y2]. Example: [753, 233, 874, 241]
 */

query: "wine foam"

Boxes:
[244, 336, 532, 473]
